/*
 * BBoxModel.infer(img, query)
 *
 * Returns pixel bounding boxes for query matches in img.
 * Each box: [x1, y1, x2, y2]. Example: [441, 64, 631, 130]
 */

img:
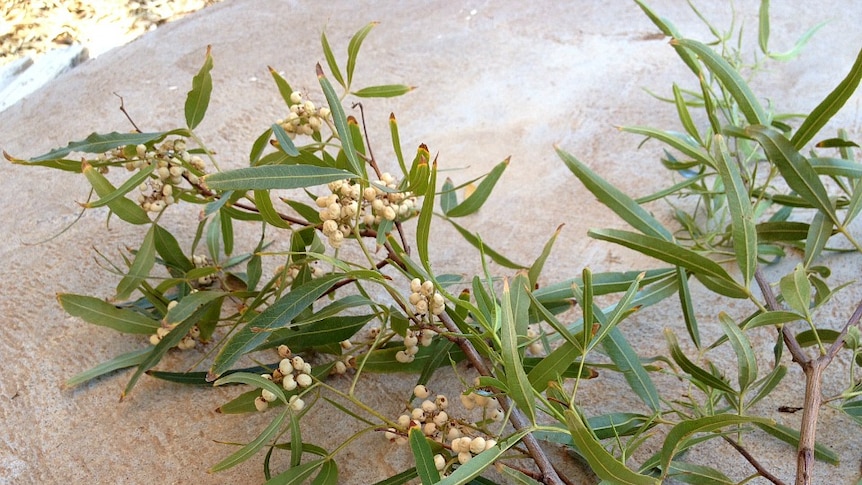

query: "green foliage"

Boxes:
[11, 3, 862, 484]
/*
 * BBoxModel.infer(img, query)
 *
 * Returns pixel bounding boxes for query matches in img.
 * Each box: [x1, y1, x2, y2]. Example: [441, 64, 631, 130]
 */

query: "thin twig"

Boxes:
[114, 92, 141, 133]
[437, 311, 565, 485]
[723, 436, 787, 485]
[754, 267, 809, 365]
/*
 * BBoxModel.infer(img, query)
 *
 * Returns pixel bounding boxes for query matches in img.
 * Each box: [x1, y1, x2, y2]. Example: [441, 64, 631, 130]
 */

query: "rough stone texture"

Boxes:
[1, 1, 861, 484]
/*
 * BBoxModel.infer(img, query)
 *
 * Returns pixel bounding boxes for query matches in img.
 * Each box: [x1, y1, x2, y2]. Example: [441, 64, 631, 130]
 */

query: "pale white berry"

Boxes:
[434, 454, 446, 471]
[279, 359, 293, 375]
[296, 373, 313, 388]
[458, 451, 472, 465]
[397, 414, 411, 427]
[432, 411, 448, 427]
[469, 437, 486, 454]
[484, 439, 497, 450]
[254, 396, 269, 412]
[288, 395, 305, 411]
[414, 384, 430, 399]
[261, 389, 278, 403]
[282, 376, 297, 391]
[423, 422, 437, 436]
[411, 407, 425, 421]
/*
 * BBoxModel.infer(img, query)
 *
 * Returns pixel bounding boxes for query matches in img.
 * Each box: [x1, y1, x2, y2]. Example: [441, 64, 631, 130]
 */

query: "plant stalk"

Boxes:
[437, 312, 564, 485]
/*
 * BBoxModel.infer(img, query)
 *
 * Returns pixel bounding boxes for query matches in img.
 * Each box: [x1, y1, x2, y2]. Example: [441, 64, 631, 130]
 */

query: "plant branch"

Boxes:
[754, 267, 809, 364]
[723, 436, 786, 485]
[437, 311, 565, 485]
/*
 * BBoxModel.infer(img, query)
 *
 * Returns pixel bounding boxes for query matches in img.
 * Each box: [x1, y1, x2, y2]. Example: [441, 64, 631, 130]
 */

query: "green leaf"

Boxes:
[713, 135, 756, 287]
[352, 84, 414, 98]
[153, 224, 193, 273]
[267, 66, 294, 107]
[632, 0, 701, 75]
[672, 84, 704, 146]
[116, 225, 156, 300]
[255, 190, 292, 229]
[389, 113, 407, 174]
[668, 462, 734, 485]
[213, 372, 288, 405]
[804, 211, 832, 267]
[267, 314, 374, 351]
[672, 38, 768, 125]
[661, 415, 774, 476]
[209, 274, 345, 379]
[739, 125, 839, 226]
[604, 327, 661, 412]
[564, 409, 659, 485]
[417, 161, 437, 275]
[528, 224, 563, 288]
[755, 422, 839, 465]
[317, 64, 364, 177]
[311, 459, 339, 485]
[320, 30, 345, 88]
[665, 329, 735, 394]
[29, 130, 187, 161]
[204, 165, 356, 191]
[81, 162, 151, 225]
[271, 123, 300, 157]
[357, 344, 465, 374]
[588, 229, 741, 292]
[65, 347, 152, 387]
[558, 147, 672, 240]
[768, 21, 826, 61]
[265, 459, 325, 485]
[409, 428, 441, 485]
[677, 269, 701, 349]
[779, 264, 811, 321]
[620, 127, 714, 170]
[841, 399, 862, 426]
[534, 268, 674, 303]
[371, 468, 418, 485]
[527, 341, 582, 393]
[85, 162, 155, 209]
[756, 221, 811, 242]
[58, 294, 160, 334]
[445, 158, 508, 217]
[440, 178, 457, 215]
[718, 312, 757, 391]
[743, 310, 801, 330]
[185, 45, 214, 130]
[500, 277, 536, 423]
[209, 408, 290, 472]
[346, 22, 377, 87]
[758, 0, 770, 55]
[793, 47, 862, 148]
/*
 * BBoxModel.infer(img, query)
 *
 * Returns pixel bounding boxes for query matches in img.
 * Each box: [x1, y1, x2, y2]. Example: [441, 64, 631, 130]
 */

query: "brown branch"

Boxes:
[754, 267, 809, 365]
[723, 436, 786, 485]
[437, 311, 564, 485]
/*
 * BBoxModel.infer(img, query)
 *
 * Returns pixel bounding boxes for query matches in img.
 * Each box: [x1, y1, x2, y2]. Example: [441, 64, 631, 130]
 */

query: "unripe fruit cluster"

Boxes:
[409, 278, 445, 317]
[118, 139, 206, 213]
[317, 179, 362, 249]
[192, 254, 215, 286]
[254, 345, 313, 412]
[460, 379, 505, 422]
[276, 91, 330, 138]
[362, 172, 417, 226]
[149, 300, 199, 349]
[395, 328, 436, 364]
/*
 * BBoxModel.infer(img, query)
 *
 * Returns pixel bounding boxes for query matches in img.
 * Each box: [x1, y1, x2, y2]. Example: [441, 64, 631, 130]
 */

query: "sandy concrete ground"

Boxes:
[1, 1, 861, 483]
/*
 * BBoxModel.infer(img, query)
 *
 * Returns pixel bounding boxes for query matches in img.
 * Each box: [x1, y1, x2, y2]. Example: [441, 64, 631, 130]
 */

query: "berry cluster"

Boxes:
[394, 328, 436, 364]
[409, 278, 445, 317]
[192, 254, 215, 286]
[384, 385, 498, 474]
[254, 345, 313, 412]
[118, 139, 206, 213]
[316, 175, 418, 249]
[276, 91, 330, 138]
[149, 300, 199, 349]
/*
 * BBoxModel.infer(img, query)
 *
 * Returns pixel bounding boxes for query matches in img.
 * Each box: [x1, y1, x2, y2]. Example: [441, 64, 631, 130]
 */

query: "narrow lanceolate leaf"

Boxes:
[665, 329, 735, 394]
[779, 264, 811, 321]
[589, 228, 738, 287]
[528, 224, 563, 289]
[677, 269, 701, 349]
[620, 127, 714, 170]
[743, 310, 801, 330]
[116, 224, 156, 300]
[718, 313, 757, 391]
[565, 410, 659, 485]
[352, 84, 414, 98]
[209, 274, 345, 379]
[65, 347, 152, 387]
[558, 147, 672, 240]
[85, 162, 155, 209]
[804, 211, 832, 267]
[758, 0, 770, 54]
[741, 125, 839, 226]
[713, 135, 756, 287]
[204, 165, 356, 191]
[445, 158, 509, 217]
[632, 0, 701, 75]
[255, 190, 291, 229]
[500, 278, 536, 423]
[213, 372, 289, 405]
[29, 130, 187, 161]
[166, 290, 227, 325]
[317, 64, 363, 177]
[211, 409, 288, 472]
[673, 84, 703, 146]
[265, 459, 324, 485]
[320, 30, 345, 88]
[81, 162, 151, 225]
[185, 45, 213, 130]
[604, 327, 661, 412]
[311, 459, 338, 485]
[792, 47, 862, 149]
[527, 341, 582, 393]
[58, 294, 160, 334]
[346, 22, 378, 87]
[267, 66, 294, 107]
[445, 217, 526, 269]
[409, 428, 441, 485]
[671, 38, 768, 125]
[416, 160, 437, 275]
[660, 415, 774, 476]
[271, 123, 300, 156]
